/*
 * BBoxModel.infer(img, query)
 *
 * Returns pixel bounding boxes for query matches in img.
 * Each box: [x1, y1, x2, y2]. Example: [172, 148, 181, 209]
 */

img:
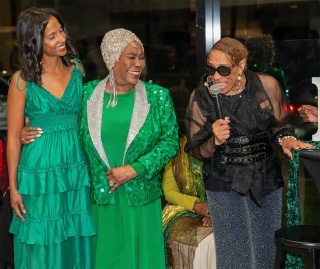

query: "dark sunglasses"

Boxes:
[204, 63, 238, 76]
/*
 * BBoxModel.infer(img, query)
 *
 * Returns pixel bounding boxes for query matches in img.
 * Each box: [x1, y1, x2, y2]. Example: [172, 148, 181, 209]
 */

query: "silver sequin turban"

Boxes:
[100, 28, 144, 107]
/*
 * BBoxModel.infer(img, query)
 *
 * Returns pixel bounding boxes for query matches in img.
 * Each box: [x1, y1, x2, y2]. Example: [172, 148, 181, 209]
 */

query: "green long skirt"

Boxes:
[92, 185, 166, 269]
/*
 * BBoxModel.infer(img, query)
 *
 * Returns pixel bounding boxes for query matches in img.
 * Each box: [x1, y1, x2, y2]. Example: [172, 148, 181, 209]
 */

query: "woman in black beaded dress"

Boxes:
[185, 37, 315, 269]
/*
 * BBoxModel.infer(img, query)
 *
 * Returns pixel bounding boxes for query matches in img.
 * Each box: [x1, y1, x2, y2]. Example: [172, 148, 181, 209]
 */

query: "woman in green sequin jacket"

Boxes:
[80, 78, 179, 206]
[79, 29, 179, 268]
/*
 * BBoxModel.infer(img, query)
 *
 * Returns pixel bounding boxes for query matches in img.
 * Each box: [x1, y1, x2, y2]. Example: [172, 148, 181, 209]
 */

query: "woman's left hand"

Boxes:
[20, 117, 42, 145]
[106, 165, 137, 193]
[282, 138, 316, 159]
[202, 216, 212, 227]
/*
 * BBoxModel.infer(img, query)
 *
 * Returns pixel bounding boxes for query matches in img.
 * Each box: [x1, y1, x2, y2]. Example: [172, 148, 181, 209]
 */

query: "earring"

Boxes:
[204, 75, 213, 88]
[236, 73, 242, 91]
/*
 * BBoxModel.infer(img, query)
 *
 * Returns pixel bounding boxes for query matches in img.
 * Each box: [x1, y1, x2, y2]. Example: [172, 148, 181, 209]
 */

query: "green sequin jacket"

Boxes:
[80, 78, 179, 206]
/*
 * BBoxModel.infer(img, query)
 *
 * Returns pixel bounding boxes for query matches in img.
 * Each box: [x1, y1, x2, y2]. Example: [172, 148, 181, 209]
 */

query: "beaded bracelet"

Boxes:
[278, 135, 297, 146]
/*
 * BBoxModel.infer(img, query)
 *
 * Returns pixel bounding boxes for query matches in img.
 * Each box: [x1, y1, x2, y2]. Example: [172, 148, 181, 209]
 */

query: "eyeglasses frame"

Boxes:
[204, 62, 239, 76]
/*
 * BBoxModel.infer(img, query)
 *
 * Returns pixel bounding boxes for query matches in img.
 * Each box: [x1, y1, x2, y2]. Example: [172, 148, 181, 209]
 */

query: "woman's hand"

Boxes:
[20, 117, 42, 145]
[202, 216, 212, 227]
[193, 202, 212, 227]
[106, 165, 137, 193]
[193, 202, 210, 217]
[212, 117, 230, 146]
[299, 105, 318, 123]
[10, 189, 26, 222]
[282, 138, 316, 159]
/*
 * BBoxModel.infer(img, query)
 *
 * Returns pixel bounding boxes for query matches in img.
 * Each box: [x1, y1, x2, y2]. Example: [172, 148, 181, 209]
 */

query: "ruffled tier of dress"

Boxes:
[17, 161, 90, 195]
[13, 234, 93, 269]
[10, 187, 96, 245]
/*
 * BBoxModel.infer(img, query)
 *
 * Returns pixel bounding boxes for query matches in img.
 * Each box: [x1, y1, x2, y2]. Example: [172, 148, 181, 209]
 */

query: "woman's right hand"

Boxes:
[299, 105, 318, 123]
[202, 216, 212, 227]
[10, 189, 26, 221]
[193, 202, 210, 217]
[212, 116, 230, 146]
[21, 117, 42, 145]
[193, 202, 212, 227]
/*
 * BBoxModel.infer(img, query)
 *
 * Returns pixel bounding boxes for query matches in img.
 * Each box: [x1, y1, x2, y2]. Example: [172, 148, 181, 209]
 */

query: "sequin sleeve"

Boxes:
[126, 82, 179, 178]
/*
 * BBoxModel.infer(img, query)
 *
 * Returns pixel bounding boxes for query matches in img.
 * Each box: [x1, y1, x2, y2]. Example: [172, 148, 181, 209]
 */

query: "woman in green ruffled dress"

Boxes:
[6, 7, 96, 268]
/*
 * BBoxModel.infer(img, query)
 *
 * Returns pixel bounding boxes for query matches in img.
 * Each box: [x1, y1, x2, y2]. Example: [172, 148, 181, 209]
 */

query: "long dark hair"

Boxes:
[16, 6, 79, 85]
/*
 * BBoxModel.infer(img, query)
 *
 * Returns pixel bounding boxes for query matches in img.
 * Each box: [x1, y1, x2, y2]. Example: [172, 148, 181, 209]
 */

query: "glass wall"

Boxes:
[0, 0, 198, 88]
[0, 0, 319, 137]
[218, 0, 320, 139]
[220, 1, 319, 88]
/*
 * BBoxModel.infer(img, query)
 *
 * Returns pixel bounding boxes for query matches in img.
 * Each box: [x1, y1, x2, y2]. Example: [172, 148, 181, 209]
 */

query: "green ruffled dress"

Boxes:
[10, 68, 96, 269]
[92, 90, 166, 269]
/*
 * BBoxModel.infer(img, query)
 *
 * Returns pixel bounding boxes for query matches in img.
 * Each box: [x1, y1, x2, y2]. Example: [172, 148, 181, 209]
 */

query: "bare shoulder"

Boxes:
[256, 73, 282, 95]
[257, 73, 278, 86]
[70, 59, 85, 74]
[8, 71, 27, 93]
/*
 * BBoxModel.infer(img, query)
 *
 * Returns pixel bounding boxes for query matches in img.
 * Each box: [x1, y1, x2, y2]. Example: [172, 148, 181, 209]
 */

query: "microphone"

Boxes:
[204, 82, 224, 119]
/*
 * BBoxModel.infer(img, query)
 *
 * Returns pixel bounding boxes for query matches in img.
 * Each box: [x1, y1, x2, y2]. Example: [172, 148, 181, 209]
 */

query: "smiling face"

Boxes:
[207, 49, 246, 96]
[112, 41, 146, 92]
[42, 16, 67, 59]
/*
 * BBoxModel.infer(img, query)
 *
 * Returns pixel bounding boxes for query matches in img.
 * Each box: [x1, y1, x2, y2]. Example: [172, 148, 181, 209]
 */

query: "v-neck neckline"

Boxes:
[40, 67, 75, 100]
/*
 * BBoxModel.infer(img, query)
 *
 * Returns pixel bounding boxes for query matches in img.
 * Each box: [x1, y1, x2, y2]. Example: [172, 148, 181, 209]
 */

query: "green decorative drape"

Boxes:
[285, 140, 320, 269]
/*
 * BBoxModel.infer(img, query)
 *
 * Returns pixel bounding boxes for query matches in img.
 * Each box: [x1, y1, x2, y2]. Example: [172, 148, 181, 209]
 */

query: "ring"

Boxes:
[109, 180, 115, 187]
[21, 138, 25, 143]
